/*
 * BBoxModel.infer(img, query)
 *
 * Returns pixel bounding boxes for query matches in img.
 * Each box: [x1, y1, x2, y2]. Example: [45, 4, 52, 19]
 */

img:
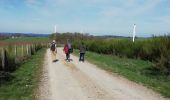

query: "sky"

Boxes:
[0, 0, 170, 36]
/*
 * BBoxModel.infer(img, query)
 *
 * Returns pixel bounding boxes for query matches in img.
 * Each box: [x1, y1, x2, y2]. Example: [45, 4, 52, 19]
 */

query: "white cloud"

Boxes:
[26, 0, 36, 4]
[25, 0, 37, 6]
[99, 0, 161, 18]
[158, 15, 170, 24]
[25, 0, 43, 8]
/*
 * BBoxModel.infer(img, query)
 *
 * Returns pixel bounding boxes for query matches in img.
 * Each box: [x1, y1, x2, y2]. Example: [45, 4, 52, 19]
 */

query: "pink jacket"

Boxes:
[63, 44, 69, 54]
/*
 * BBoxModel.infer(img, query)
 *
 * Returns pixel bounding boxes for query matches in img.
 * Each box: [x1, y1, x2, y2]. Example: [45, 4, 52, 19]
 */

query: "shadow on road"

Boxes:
[53, 59, 59, 62]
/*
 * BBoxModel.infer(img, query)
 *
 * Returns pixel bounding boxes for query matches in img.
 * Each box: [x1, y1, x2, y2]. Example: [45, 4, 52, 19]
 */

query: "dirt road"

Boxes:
[38, 48, 167, 100]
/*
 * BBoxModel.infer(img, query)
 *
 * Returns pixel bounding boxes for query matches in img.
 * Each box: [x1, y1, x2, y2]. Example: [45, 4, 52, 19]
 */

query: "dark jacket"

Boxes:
[80, 45, 86, 53]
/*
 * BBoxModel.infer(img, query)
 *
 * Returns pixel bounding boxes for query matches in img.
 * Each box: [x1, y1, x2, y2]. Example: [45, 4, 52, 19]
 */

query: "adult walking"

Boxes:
[63, 44, 69, 61]
[67, 39, 73, 54]
[79, 42, 86, 62]
[50, 40, 57, 62]
[67, 39, 73, 60]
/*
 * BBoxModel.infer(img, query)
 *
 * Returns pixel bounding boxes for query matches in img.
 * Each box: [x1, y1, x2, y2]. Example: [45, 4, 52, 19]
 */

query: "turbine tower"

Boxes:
[54, 25, 57, 33]
[133, 24, 136, 42]
[80, 29, 83, 34]
[80, 29, 84, 40]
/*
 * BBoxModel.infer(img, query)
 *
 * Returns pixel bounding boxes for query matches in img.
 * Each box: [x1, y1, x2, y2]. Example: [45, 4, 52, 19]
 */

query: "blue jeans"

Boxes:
[66, 53, 70, 60]
[79, 53, 85, 62]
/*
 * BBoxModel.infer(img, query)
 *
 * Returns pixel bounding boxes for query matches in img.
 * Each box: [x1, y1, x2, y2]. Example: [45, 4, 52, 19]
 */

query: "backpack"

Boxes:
[51, 42, 56, 51]
[69, 48, 73, 53]
[64, 45, 69, 54]
[68, 43, 71, 49]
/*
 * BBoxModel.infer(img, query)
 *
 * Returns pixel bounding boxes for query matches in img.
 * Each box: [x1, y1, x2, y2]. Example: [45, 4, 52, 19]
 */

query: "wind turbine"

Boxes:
[80, 29, 83, 34]
[80, 29, 84, 40]
[54, 25, 57, 33]
[133, 24, 136, 42]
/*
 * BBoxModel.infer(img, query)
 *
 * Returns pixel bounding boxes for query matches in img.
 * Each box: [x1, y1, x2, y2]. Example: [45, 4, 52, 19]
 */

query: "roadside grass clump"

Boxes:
[154, 36, 170, 74]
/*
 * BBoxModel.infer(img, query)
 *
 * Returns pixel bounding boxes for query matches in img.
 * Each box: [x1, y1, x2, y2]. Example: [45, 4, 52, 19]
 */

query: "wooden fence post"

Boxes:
[27, 44, 30, 56]
[32, 44, 35, 54]
[22, 45, 24, 57]
[14, 45, 17, 56]
[26, 44, 29, 56]
[29, 44, 31, 56]
[30, 44, 32, 55]
[1, 48, 5, 70]
[34, 44, 36, 51]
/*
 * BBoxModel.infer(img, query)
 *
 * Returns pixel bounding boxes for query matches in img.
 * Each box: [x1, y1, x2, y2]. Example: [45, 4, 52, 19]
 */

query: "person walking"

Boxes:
[50, 40, 57, 62]
[67, 39, 73, 60]
[63, 44, 69, 62]
[79, 42, 86, 62]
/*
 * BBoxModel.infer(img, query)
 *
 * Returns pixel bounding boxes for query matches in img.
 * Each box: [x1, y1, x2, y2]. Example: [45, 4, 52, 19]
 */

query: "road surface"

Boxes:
[37, 48, 167, 100]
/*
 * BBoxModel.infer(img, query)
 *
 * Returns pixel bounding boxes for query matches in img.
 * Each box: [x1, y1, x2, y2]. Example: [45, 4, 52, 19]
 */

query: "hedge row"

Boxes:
[73, 35, 170, 74]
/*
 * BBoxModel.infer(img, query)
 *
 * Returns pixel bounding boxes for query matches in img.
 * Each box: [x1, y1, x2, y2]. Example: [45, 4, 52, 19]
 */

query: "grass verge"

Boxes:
[0, 48, 46, 100]
[73, 50, 170, 98]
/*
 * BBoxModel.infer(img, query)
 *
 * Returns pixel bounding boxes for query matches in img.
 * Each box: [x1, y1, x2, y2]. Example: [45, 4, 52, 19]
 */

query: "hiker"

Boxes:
[79, 42, 86, 62]
[67, 39, 73, 54]
[50, 40, 57, 62]
[67, 39, 73, 61]
[63, 44, 69, 61]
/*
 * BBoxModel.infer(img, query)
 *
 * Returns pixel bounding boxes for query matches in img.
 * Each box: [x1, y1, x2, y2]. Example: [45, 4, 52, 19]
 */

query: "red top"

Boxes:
[63, 44, 69, 54]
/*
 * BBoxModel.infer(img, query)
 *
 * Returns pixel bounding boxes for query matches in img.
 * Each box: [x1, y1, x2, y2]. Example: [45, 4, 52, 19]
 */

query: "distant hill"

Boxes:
[94, 35, 150, 39]
[95, 35, 131, 39]
[0, 32, 49, 38]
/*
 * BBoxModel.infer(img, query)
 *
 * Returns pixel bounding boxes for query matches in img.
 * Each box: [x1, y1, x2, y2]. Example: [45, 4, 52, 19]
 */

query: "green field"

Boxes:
[73, 50, 170, 98]
[3, 37, 49, 42]
[0, 48, 46, 100]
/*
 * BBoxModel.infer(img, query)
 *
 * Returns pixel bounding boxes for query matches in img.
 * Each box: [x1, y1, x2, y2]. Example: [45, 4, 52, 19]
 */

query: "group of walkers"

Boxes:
[50, 40, 86, 62]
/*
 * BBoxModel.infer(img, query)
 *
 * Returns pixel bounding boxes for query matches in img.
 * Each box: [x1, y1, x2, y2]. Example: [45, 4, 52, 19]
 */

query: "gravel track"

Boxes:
[38, 48, 167, 100]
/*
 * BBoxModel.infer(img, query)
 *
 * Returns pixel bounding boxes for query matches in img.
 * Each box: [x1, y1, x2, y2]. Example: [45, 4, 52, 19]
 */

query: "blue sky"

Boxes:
[0, 0, 170, 36]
